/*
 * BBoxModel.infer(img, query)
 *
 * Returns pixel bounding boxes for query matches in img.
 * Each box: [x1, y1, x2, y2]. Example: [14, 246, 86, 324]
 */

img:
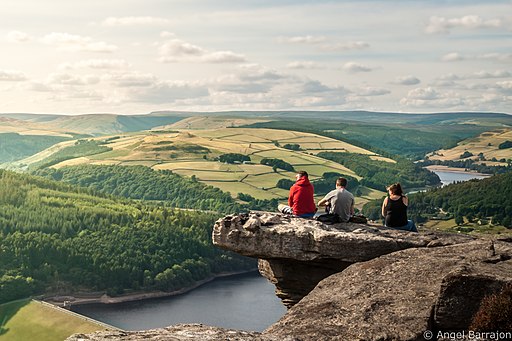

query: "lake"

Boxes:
[71, 271, 286, 332]
[432, 170, 491, 186]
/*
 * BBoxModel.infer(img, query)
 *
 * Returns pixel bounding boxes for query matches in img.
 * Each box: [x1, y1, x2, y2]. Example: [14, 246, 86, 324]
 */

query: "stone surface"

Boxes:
[264, 239, 512, 341]
[66, 324, 264, 341]
[213, 212, 474, 307]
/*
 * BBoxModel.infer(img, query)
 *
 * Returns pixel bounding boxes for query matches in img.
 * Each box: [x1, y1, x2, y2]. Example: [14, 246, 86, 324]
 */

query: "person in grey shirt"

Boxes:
[317, 177, 355, 222]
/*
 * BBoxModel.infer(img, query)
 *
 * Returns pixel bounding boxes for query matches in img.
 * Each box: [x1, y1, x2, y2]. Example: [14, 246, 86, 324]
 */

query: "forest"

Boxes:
[33, 165, 277, 213]
[0, 133, 69, 163]
[0, 169, 255, 304]
[362, 172, 512, 227]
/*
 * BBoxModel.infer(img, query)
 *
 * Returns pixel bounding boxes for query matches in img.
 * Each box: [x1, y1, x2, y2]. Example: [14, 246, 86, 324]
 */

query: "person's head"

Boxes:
[296, 170, 308, 180]
[387, 183, 403, 196]
[336, 177, 348, 188]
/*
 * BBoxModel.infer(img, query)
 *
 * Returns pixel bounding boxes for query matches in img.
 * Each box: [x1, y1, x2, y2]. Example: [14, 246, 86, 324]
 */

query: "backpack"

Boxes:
[315, 213, 341, 224]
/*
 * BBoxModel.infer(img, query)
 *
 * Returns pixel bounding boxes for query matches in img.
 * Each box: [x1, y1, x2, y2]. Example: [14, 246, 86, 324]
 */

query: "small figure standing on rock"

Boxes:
[381, 183, 417, 232]
[317, 177, 355, 223]
[278, 170, 317, 218]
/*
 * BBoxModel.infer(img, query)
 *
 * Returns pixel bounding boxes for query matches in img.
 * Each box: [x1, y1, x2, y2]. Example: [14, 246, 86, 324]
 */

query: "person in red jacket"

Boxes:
[278, 170, 317, 218]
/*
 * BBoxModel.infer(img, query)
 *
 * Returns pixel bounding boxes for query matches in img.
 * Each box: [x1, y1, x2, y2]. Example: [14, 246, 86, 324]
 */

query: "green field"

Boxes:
[0, 300, 106, 341]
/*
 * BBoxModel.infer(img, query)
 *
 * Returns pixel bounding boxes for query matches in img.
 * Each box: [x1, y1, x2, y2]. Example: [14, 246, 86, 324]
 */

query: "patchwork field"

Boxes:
[0, 299, 106, 341]
[428, 128, 512, 164]
[14, 127, 388, 200]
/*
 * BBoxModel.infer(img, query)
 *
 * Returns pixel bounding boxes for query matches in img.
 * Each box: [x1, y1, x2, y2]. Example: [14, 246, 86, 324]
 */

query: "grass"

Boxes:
[423, 218, 512, 237]
[0, 299, 105, 341]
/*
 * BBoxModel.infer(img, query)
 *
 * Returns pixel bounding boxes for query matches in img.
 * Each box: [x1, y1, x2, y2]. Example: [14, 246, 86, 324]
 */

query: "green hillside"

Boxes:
[362, 172, 512, 232]
[0, 169, 254, 304]
[0, 133, 70, 164]
[0, 299, 105, 341]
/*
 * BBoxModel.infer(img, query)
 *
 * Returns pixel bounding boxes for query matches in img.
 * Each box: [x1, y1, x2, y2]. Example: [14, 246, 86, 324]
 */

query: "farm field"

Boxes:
[0, 299, 106, 341]
[428, 128, 512, 164]
[15, 127, 390, 200]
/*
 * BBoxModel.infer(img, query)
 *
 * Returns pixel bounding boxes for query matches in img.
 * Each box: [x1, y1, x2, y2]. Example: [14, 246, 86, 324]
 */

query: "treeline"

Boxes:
[33, 165, 277, 213]
[317, 152, 440, 191]
[362, 173, 512, 227]
[219, 153, 250, 164]
[0, 170, 254, 304]
[260, 158, 294, 172]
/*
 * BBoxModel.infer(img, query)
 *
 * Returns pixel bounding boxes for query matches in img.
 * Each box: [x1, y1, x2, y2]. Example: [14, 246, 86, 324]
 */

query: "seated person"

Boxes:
[278, 170, 316, 218]
[381, 183, 417, 232]
[317, 177, 354, 222]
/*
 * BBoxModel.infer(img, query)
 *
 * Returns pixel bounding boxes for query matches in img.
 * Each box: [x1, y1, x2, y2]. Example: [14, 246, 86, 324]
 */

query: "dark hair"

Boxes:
[387, 183, 403, 196]
[297, 170, 308, 178]
[336, 177, 348, 187]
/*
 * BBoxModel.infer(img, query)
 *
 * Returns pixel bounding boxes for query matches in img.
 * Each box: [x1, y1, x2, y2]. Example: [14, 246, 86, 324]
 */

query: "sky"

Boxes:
[1, 0, 511, 114]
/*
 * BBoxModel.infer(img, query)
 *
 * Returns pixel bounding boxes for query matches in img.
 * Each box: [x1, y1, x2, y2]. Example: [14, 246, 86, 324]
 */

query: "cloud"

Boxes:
[395, 75, 421, 85]
[342, 62, 372, 73]
[277, 35, 327, 44]
[47, 73, 100, 86]
[41, 32, 117, 53]
[6, 30, 32, 43]
[425, 15, 503, 34]
[478, 53, 512, 62]
[496, 81, 512, 94]
[0, 70, 28, 82]
[321, 41, 369, 51]
[101, 16, 172, 26]
[59, 59, 131, 70]
[105, 72, 157, 87]
[158, 38, 246, 63]
[442, 52, 464, 62]
[130, 81, 209, 104]
[400, 86, 464, 108]
[356, 86, 391, 97]
[286, 61, 325, 69]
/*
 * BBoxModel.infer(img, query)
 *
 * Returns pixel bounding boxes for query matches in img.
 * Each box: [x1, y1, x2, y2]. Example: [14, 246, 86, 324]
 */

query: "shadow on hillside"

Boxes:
[0, 299, 30, 336]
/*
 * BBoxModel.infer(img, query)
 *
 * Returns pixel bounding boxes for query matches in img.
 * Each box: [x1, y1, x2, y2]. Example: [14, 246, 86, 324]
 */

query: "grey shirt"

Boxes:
[322, 188, 354, 222]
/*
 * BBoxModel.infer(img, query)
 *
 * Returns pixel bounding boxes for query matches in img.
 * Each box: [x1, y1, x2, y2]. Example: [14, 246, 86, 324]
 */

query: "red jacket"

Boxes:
[288, 176, 316, 216]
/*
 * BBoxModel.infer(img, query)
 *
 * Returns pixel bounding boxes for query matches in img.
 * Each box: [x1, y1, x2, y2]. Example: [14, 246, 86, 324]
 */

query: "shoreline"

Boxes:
[44, 269, 258, 308]
[425, 165, 492, 177]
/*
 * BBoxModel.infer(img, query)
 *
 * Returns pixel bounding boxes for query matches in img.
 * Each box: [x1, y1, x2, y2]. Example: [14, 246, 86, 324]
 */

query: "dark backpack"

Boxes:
[315, 213, 341, 224]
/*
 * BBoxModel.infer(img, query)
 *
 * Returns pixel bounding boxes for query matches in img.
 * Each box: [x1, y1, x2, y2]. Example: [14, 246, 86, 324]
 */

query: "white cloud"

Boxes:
[342, 62, 372, 73]
[442, 52, 464, 62]
[47, 73, 100, 86]
[0, 70, 28, 81]
[277, 35, 327, 44]
[41, 32, 117, 53]
[286, 61, 325, 69]
[395, 75, 421, 85]
[59, 59, 131, 70]
[425, 15, 503, 34]
[356, 86, 391, 97]
[400, 87, 464, 108]
[105, 72, 157, 87]
[478, 53, 512, 62]
[470, 70, 511, 79]
[6, 30, 32, 43]
[158, 38, 246, 63]
[130, 81, 209, 104]
[101, 16, 171, 26]
[160, 31, 175, 39]
[321, 41, 369, 51]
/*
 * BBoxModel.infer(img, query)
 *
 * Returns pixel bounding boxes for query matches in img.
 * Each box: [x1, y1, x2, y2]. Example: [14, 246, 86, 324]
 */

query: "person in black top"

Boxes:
[381, 183, 417, 232]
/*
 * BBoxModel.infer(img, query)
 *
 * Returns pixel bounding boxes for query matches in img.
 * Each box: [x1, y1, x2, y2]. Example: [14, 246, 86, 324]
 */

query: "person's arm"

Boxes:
[350, 198, 355, 216]
[402, 195, 408, 206]
[317, 192, 332, 207]
[381, 197, 388, 217]
[288, 185, 295, 207]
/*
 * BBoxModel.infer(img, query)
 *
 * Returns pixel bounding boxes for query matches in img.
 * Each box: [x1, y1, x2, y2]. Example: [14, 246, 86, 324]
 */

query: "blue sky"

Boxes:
[1, 0, 511, 114]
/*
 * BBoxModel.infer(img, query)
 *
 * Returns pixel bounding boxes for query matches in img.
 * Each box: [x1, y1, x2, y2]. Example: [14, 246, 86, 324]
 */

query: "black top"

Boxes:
[384, 196, 408, 227]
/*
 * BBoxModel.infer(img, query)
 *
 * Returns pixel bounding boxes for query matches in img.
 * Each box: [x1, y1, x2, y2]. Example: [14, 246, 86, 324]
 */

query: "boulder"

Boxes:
[264, 239, 512, 341]
[213, 212, 474, 307]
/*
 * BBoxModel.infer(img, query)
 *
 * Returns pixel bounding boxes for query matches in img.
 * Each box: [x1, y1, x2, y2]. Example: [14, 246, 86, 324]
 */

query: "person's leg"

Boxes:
[407, 220, 418, 232]
[278, 204, 293, 214]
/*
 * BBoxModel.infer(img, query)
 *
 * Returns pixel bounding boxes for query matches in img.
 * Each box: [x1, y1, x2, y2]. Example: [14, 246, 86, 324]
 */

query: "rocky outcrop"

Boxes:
[213, 212, 473, 307]
[66, 323, 264, 340]
[264, 239, 512, 341]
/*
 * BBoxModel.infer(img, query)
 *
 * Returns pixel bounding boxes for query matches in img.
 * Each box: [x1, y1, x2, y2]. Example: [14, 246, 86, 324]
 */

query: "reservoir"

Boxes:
[431, 169, 491, 186]
[71, 271, 286, 332]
